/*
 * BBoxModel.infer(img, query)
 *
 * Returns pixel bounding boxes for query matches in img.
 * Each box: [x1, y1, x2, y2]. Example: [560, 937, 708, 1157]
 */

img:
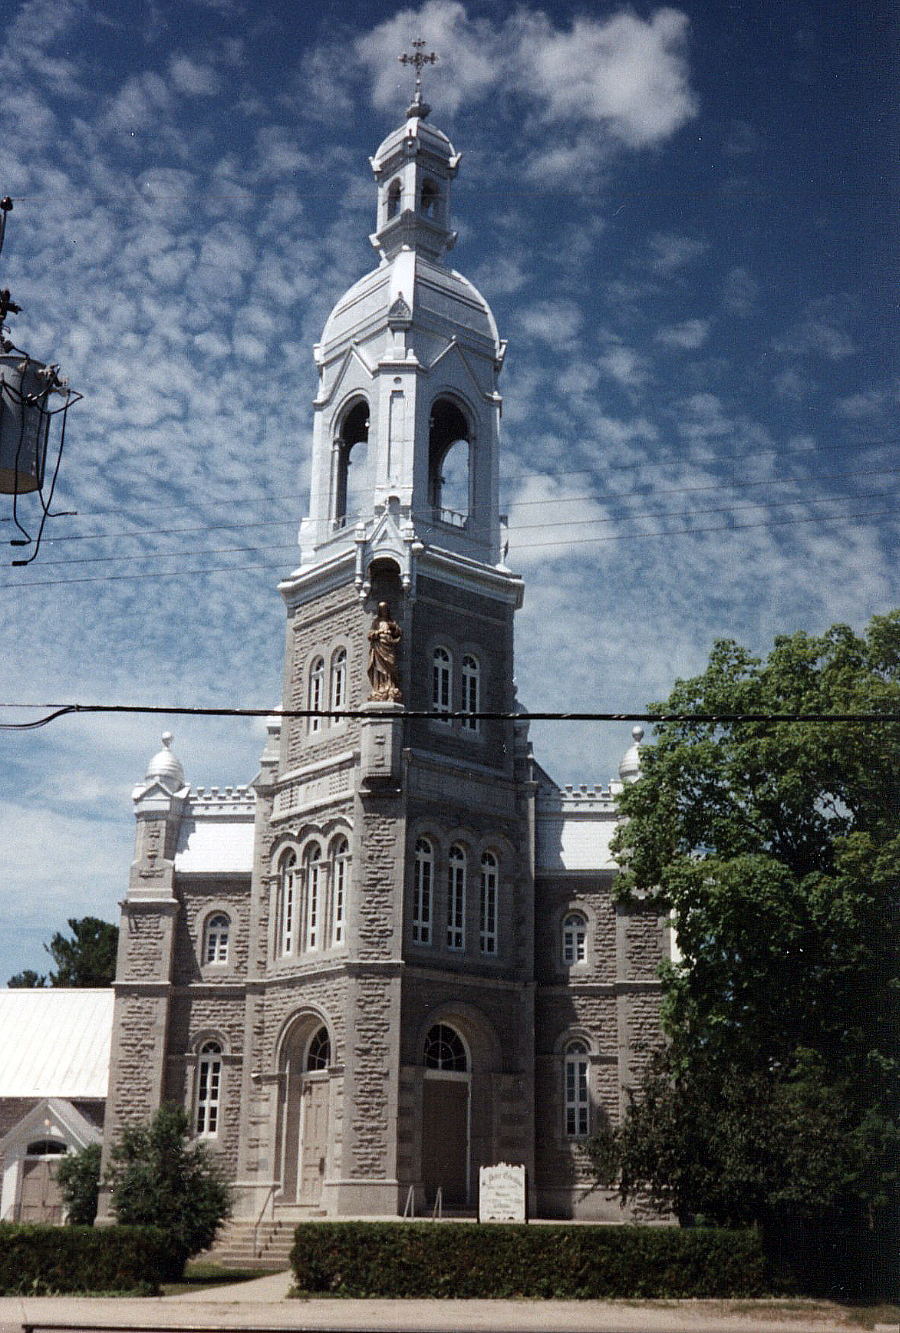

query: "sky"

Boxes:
[0, 0, 896, 983]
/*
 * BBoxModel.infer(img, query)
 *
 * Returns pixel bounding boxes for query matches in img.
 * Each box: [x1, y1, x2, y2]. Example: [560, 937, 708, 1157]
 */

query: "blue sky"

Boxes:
[0, 0, 896, 983]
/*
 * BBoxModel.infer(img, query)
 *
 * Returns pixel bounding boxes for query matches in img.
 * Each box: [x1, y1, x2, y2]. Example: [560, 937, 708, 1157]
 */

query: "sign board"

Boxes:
[478, 1161, 526, 1223]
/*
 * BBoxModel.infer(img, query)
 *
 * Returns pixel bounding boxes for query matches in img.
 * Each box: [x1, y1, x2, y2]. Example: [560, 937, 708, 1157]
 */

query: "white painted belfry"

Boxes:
[297, 102, 506, 576]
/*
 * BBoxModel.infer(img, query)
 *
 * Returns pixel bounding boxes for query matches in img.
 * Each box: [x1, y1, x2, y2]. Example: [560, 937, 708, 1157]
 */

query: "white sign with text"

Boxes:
[478, 1162, 527, 1223]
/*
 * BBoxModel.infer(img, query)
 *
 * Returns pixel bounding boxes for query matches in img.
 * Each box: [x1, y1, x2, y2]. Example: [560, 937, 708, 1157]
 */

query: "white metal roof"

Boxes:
[174, 818, 255, 874]
[0, 988, 113, 1097]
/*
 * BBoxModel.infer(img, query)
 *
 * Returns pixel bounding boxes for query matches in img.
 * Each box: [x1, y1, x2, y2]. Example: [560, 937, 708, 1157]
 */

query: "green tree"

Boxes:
[6, 967, 47, 987]
[6, 916, 118, 989]
[106, 1104, 232, 1276]
[55, 1142, 102, 1224]
[596, 613, 899, 1298]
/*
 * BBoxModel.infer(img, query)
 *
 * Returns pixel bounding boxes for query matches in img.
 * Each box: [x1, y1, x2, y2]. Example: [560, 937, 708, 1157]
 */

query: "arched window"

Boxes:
[306, 1025, 331, 1071]
[279, 850, 297, 956]
[424, 1022, 467, 1071]
[331, 836, 349, 947]
[304, 845, 322, 951]
[26, 1139, 66, 1156]
[461, 654, 480, 732]
[564, 1040, 590, 1138]
[479, 851, 498, 955]
[333, 399, 369, 526]
[308, 657, 325, 734]
[432, 646, 452, 722]
[447, 844, 466, 951]
[412, 837, 433, 944]
[196, 1040, 223, 1136]
[420, 177, 439, 218]
[203, 913, 230, 965]
[330, 647, 347, 716]
[562, 912, 588, 966]
[386, 177, 402, 219]
[428, 398, 470, 523]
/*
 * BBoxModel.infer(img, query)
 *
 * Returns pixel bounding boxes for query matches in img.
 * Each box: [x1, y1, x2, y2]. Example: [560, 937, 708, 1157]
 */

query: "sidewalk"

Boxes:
[0, 1268, 887, 1333]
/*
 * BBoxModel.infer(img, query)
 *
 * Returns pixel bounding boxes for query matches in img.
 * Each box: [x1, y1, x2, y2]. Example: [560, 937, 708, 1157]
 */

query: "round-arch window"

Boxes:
[307, 1025, 331, 1071]
[424, 1023, 467, 1072]
[26, 1139, 66, 1156]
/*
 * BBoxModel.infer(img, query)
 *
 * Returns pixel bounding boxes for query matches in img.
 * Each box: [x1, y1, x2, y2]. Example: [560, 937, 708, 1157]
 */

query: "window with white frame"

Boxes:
[432, 647, 451, 721]
[461, 654, 480, 732]
[447, 844, 466, 950]
[330, 647, 347, 716]
[479, 851, 498, 955]
[203, 913, 230, 965]
[412, 837, 433, 944]
[331, 836, 348, 947]
[195, 1041, 223, 1136]
[424, 1022, 467, 1071]
[564, 1040, 590, 1138]
[279, 851, 297, 956]
[562, 912, 588, 966]
[304, 844, 322, 951]
[308, 657, 325, 733]
[307, 1025, 331, 1070]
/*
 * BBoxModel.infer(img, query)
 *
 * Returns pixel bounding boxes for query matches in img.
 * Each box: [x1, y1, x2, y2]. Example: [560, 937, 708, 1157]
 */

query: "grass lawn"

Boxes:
[159, 1260, 278, 1296]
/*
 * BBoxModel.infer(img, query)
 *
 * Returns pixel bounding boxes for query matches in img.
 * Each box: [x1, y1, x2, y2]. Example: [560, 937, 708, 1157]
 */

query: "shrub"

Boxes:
[290, 1222, 777, 1299]
[0, 1222, 170, 1294]
[55, 1143, 101, 1225]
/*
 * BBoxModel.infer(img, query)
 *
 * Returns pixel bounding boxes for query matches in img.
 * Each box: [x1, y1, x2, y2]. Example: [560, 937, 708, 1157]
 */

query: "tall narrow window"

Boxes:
[203, 913, 230, 965]
[307, 1025, 331, 1070]
[330, 647, 347, 716]
[461, 654, 480, 732]
[412, 838, 433, 944]
[386, 177, 402, 220]
[562, 912, 588, 966]
[279, 851, 297, 956]
[196, 1041, 222, 1136]
[308, 657, 325, 733]
[420, 178, 439, 217]
[428, 398, 470, 522]
[564, 1040, 590, 1138]
[333, 400, 370, 526]
[331, 836, 348, 947]
[304, 845, 322, 951]
[433, 647, 451, 722]
[479, 851, 498, 955]
[447, 844, 466, 950]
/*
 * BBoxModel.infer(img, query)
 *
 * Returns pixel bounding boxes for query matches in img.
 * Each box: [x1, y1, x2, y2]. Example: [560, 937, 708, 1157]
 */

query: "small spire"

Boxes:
[398, 38, 437, 119]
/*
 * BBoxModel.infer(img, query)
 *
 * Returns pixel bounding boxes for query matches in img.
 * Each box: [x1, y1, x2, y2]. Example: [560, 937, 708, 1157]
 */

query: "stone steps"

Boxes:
[203, 1220, 294, 1270]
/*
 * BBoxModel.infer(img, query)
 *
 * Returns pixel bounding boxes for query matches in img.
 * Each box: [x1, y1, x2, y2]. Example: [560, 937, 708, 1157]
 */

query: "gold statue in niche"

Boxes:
[367, 601, 402, 702]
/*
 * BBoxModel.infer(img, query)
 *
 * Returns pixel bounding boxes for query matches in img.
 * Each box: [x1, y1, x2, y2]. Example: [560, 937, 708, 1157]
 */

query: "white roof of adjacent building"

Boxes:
[0, 988, 113, 1097]
[174, 788, 256, 874]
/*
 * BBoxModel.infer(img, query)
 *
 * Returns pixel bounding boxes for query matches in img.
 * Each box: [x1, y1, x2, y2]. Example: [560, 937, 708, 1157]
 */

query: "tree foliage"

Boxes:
[106, 1104, 232, 1274]
[55, 1143, 102, 1225]
[597, 613, 899, 1297]
[7, 916, 118, 988]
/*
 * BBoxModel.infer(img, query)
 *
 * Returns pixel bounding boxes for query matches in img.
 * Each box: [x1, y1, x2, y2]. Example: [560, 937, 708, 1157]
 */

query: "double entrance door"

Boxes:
[280, 1074, 329, 1206]
[422, 1075, 470, 1208]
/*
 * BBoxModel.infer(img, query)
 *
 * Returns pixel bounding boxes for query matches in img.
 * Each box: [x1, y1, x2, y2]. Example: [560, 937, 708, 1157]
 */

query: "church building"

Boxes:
[101, 79, 667, 1223]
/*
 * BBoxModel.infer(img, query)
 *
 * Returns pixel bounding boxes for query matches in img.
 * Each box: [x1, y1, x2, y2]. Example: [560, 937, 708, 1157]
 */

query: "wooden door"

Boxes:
[299, 1079, 329, 1205]
[19, 1158, 64, 1223]
[422, 1078, 469, 1207]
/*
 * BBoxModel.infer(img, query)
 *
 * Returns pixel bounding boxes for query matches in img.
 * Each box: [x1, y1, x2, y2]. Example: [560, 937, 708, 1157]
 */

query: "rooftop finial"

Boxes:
[398, 38, 437, 119]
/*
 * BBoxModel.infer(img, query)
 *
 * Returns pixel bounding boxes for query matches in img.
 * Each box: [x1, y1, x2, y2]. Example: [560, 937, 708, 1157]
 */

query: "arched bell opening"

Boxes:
[428, 398, 471, 527]
[420, 177, 440, 220]
[332, 399, 370, 528]
[386, 177, 402, 221]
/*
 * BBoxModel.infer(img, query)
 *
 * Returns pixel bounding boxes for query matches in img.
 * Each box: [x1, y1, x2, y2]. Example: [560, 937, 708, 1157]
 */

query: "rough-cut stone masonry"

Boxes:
[121, 912, 165, 981]
[349, 974, 394, 1178]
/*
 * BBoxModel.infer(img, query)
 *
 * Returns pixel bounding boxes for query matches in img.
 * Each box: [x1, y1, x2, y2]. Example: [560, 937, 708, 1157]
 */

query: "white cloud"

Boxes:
[646, 231, 707, 273]
[169, 56, 224, 97]
[721, 265, 759, 316]
[655, 318, 710, 349]
[598, 343, 650, 388]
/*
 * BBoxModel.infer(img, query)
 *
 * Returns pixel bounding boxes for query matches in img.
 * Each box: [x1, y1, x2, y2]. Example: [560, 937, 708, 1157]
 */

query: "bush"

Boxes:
[290, 1222, 778, 1299]
[55, 1143, 101, 1225]
[0, 1222, 171, 1294]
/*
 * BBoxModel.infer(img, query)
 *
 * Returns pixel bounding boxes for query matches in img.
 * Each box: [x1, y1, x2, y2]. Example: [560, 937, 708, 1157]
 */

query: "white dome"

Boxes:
[618, 726, 645, 783]
[145, 731, 185, 791]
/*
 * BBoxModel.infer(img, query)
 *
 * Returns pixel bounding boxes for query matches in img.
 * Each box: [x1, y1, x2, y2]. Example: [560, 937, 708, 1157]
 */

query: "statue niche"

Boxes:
[367, 601, 402, 702]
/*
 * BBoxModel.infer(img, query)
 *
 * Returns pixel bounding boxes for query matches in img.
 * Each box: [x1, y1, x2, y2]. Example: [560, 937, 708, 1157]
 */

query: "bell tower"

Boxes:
[247, 52, 534, 1219]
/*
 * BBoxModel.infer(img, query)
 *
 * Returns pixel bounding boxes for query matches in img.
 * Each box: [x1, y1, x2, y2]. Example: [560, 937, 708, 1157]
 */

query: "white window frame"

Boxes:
[564, 1040, 590, 1139]
[562, 912, 588, 966]
[330, 647, 347, 717]
[279, 852, 297, 956]
[308, 657, 325, 733]
[479, 851, 498, 955]
[331, 836, 348, 947]
[195, 1041, 223, 1137]
[412, 837, 433, 945]
[304, 845, 322, 951]
[432, 647, 452, 723]
[446, 844, 466, 951]
[203, 913, 230, 965]
[461, 654, 480, 733]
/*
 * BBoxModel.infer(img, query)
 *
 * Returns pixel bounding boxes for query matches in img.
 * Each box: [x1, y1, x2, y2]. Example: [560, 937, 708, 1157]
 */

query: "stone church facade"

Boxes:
[101, 95, 667, 1222]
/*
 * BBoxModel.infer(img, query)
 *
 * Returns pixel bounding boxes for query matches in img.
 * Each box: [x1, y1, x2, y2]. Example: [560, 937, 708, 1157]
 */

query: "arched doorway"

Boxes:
[278, 1020, 332, 1206]
[421, 1022, 470, 1207]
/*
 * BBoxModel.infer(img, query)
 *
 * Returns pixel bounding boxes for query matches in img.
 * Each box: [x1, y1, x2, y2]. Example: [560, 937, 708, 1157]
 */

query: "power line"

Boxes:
[0, 702, 894, 732]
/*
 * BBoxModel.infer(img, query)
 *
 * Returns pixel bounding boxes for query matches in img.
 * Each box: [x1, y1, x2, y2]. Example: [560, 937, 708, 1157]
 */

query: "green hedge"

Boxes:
[291, 1222, 778, 1299]
[0, 1223, 174, 1294]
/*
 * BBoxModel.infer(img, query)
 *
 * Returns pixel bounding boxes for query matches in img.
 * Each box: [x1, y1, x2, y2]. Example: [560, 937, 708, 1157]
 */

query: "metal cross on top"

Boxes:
[398, 39, 437, 117]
